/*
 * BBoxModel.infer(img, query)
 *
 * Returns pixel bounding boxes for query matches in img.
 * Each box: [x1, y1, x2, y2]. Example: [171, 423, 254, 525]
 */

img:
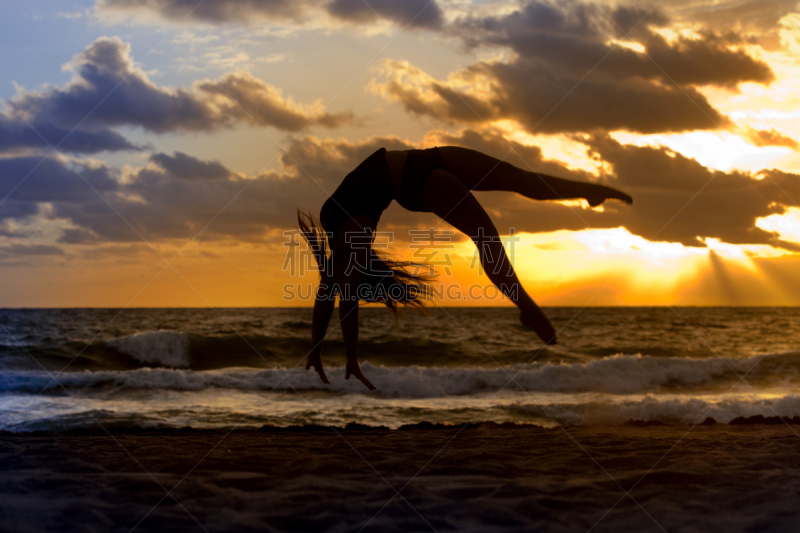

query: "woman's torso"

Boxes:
[320, 147, 445, 244]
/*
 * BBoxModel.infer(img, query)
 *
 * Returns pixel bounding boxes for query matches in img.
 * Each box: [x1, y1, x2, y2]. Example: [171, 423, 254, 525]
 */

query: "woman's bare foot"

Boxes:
[520, 308, 557, 345]
[586, 185, 633, 208]
[306, 350, 330, 384]
[346, 360, 376, 391]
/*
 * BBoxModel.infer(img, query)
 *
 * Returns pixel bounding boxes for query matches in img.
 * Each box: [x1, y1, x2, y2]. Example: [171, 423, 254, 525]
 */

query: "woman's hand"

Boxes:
[346, 360, 376, 391]
[306, 349, 330, 384]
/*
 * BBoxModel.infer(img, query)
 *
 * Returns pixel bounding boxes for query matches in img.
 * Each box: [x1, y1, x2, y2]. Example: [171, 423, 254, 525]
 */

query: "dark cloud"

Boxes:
[149, 152, 231, 180]
[378, 59, 728, 134]
[327, 0, 443, 29]
[609, 5, 669, 33]
[455, 131, 800, 251]
[640, 30, 773, 89]
[0, 244, 64, 256]
[96, 0, 316, 23]
[0, 155, 119, 234]
[50, 139, 416, 244]
[455, 2, 772, 88]
[581, 134, 800, 250]
[11, 38, 353, 136]
[376, 1, 772, 134]
[295, 128, 798, 253]
[3, 131, 799, 254]
[0, 116, 139, 154]
[474, 61, 728, 133]
[0, 156, 118, 209]
[0, 243, 66, 265]
[97, 0, 445, 28]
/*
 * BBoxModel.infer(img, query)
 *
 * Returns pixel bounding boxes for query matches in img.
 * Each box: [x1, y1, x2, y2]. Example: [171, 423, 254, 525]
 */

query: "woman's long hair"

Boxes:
[297, 210, 434, 316]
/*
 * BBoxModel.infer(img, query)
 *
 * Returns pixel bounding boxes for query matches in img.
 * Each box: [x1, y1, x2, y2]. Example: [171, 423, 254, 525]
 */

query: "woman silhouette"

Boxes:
[299, 146, 632, 390]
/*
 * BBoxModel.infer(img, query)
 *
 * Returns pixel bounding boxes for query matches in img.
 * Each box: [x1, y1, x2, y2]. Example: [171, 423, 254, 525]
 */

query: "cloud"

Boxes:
[372, 1, 773, 134]
[0, 244, 64, 256]
[49, 138, 417, 244]
[373, 58, 727, 134]
[462, 131, 800, 251]
[747, 128, 798, 149]
[149, 152, 231, 180]
[3, 129, 800, 255]
[96, 0, 317, 23]
[0, 156, 118, 210]
[10, 37, 353, 136]
[0, 115, 139, 154]
[326, 0, 444, 29]
[582, 134, 800, 250]
[96, 0, 445, 29]
[0, 155, 119, 233]
[0, 221, 25, 238]
[457, 2, 772, 88]
[0, 243, 65, 264]
[356, 127, 800, 253]
[195, 72, 354, 131]
[634, 30, 773, 89]
[664, 0, 799, 49]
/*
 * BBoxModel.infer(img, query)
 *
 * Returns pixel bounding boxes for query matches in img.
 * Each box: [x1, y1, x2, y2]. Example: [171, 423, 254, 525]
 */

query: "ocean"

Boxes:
[1, 307, 799, 432]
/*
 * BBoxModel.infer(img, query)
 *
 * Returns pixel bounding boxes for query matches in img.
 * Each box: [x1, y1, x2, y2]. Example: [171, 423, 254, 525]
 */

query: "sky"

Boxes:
[2, 0, 800, 307]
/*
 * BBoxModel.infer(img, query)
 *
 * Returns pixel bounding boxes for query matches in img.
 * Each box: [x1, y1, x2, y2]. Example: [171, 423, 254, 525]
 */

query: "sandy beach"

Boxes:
[3, 420, 800, 532]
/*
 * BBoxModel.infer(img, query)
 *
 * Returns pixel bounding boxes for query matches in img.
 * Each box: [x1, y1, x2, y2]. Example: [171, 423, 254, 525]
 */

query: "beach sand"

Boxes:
[3, 421, 800, 532]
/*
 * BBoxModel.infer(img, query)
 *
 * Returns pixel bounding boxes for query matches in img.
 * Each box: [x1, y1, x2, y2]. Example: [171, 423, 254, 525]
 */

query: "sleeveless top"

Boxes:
[396, 147, 447, 212]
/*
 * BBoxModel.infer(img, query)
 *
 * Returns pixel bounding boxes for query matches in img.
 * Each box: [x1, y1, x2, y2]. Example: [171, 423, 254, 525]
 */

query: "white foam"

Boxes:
[3, 351, 797, 396]
[511, 395, 800, 426]
[106, 331, 189, 368]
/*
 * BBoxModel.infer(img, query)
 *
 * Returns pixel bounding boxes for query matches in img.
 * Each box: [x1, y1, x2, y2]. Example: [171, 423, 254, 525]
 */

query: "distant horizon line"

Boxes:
[1, 305, 798, 310]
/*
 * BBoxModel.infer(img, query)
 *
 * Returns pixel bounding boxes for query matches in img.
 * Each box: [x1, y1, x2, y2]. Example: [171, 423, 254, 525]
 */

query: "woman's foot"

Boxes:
[346, 360, 376, 391]
[586, 185, 633, 208]
[520, 308, 557, 345]
[306, 350, 330, 384]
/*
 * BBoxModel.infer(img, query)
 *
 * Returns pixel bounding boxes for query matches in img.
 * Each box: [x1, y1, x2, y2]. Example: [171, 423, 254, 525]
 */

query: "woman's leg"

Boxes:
[333, 215, 378, 390]
[422, 169, 557, 345]
[437, 146, 632, 206]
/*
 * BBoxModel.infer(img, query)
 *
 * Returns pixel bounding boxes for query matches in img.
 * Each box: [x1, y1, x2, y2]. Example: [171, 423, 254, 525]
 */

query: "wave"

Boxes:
[509, 395, 800, 426]
[106, 331, 190, 367]
[0, 329, 565, 371]
[7, 395, 800, 432]
[3, 352, 798, 396]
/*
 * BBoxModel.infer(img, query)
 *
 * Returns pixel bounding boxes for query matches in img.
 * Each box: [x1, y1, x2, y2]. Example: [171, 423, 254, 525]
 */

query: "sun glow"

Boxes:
[431, 227, 797, 306]
[491, 121, 605, 176]
[757, 207, 800, 245]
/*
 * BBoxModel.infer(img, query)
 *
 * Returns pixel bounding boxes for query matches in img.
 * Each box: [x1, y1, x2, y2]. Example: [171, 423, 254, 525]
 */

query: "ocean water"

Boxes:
[1, 307, 799, 432]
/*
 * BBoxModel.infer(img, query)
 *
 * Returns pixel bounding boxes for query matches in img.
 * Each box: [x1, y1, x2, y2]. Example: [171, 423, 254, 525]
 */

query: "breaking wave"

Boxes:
[3, 352, 798, 396]
[106, 331, 190, 368]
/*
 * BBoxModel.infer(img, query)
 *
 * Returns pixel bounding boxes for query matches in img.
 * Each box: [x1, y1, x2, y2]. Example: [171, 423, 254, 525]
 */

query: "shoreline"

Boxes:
[4, 414, 800, 436]
[4, 420, 800, 532]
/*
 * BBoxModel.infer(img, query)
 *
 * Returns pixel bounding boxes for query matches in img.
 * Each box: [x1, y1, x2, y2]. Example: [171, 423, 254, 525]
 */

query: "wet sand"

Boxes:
[3, 421, 800, 532]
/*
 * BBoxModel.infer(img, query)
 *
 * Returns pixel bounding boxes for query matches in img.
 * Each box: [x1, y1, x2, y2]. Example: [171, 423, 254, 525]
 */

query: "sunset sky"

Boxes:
[2, 0, 800, 307]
